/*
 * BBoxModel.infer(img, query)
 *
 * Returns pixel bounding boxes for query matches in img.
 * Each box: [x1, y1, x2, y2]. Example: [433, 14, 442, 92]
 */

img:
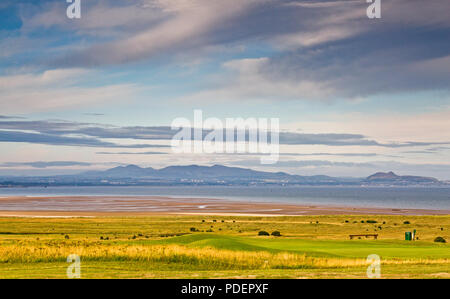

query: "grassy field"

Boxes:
[0, 215, 448, 278]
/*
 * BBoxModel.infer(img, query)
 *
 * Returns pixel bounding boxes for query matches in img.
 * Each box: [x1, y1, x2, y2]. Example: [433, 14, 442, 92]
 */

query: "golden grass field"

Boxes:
[0, 214, 448, 278]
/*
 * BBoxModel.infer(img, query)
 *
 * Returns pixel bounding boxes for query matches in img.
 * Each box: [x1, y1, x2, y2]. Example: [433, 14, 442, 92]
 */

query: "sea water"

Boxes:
[0, 186, 449, 210]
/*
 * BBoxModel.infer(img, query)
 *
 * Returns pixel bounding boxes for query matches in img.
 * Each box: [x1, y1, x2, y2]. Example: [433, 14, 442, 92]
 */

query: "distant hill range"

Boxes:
[81, 164, 343, 184]
[0, 165, 447, 187]
[364, 171, 440, 185]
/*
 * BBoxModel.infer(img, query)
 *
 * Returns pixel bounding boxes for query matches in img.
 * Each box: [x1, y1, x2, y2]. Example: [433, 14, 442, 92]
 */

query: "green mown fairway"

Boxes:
[0, 215, 448, 278]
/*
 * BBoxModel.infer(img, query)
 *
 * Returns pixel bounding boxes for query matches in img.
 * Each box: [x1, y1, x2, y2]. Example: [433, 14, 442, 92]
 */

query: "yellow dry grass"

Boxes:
[1, 242, 448, 270]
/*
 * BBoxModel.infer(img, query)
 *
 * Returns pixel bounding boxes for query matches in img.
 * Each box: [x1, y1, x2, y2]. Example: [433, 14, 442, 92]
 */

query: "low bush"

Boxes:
[258, 231, 270, 236]
[434, 237, 446, 243]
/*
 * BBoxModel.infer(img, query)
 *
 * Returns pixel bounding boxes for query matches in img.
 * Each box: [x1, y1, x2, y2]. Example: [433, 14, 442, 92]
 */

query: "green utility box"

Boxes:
[405, 231, 412, 241]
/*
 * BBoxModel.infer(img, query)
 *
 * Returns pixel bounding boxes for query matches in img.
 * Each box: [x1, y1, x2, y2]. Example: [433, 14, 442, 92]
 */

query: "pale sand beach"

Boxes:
[0, 195, 448, 217]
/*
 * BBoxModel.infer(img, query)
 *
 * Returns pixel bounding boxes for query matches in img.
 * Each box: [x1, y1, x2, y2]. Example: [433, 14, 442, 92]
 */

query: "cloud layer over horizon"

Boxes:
[1, 0, 450, 178]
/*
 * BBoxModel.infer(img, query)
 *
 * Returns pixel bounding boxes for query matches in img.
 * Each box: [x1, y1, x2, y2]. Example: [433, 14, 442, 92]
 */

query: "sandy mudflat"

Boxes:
[0, 195, 448, 217]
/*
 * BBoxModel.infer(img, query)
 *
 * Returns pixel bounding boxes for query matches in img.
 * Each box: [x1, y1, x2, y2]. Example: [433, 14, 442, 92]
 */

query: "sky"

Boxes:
[0, 0, 450, 179]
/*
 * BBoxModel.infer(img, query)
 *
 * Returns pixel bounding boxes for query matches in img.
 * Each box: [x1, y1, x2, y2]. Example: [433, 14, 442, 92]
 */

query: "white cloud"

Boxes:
[284, 109, 450, 144]
[0, 69, 139, 113]
[23, 1, 162, 32]
[50, 0, 263, 66]
[0, 69, 87, 89]
[275, 26, 363, 49]
[178, 57, 335, 103]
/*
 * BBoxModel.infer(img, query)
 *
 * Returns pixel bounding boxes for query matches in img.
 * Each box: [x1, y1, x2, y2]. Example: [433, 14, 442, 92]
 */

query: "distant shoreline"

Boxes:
[0, 196, 448, 217]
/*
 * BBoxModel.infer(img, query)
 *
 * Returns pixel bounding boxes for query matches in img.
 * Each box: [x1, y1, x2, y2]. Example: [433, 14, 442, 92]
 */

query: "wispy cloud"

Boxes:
[0, 130, 168, 149]
[11, 0, 448, 100]
[0, 115, 25, 119]
[0, 69, 140, 113]
[96, 151, 167, 155]
[0, 118, 448, 148]
[46, 0, 263, 67]
[0, 161, 92, 168]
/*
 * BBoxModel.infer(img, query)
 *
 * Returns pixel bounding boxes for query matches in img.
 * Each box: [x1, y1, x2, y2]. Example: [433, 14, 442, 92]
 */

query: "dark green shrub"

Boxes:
[189, 227, 197, 232]
[434, 236, 446, 243]
[271, 231, 281, 237]
[258, 231, 270, 236]
[403, 221, 410, 224]
[64, 235, 70, 239]
[366, 220, 377, 223]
